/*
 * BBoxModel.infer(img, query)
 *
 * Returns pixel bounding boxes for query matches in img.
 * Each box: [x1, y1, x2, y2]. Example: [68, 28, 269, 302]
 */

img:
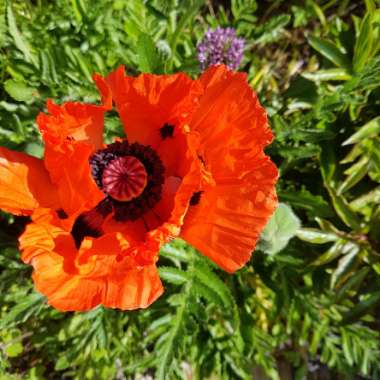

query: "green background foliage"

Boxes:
[1, 0, 380, 379]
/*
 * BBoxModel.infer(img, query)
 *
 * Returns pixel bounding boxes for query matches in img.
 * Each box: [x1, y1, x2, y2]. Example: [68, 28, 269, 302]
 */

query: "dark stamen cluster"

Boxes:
[89, 140, 165, 222]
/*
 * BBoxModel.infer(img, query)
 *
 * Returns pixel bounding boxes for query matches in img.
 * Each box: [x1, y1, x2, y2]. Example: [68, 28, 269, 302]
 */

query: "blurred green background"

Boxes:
[1, 0, 380, 379]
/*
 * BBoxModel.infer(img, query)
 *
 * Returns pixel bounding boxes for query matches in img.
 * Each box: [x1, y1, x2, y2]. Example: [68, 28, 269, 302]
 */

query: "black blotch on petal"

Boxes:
[71, 212, 103, 249]
[160, 123, 175, 140]
[190, 191, 203, 206]
[57, 209, 68, 219]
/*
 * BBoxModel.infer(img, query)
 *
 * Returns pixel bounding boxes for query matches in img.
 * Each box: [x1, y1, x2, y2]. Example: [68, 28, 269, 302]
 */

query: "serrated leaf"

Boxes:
[156, 300, 186, 380]
[0, 293, 45, 329]
[159, 242, 189, 263]
[193, 260, 233, 309]
[259, 203, 300, 255]
[158, 266, 189, 285]
[192, 282, 225, 308]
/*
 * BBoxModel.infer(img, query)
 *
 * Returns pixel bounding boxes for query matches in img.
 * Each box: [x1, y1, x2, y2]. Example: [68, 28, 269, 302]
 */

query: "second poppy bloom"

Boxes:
[0, 65, 277, 311]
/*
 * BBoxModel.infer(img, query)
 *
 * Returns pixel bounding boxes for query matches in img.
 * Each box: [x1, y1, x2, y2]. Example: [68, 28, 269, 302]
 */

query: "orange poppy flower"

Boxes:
[0, 65, 277, 311]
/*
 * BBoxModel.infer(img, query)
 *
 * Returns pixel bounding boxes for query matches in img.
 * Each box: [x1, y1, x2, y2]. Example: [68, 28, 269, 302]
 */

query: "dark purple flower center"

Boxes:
[89, 140, 165, 222]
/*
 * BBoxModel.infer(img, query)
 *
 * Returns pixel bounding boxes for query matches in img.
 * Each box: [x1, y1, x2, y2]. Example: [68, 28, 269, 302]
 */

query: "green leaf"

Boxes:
[309, 36, 351, 69]
[71, 49, 93, 82]
[330, 245, 359, 289]
[284, 76, 318, 103]
[159, 242, 189, 263]
[343, 116, 380, 145]
[255, 14, 291, 45]
[278, 188, 333, 218]
[6, 4, 38, 66]
[24, 142, 44, 159]
[328, 189, 361, 230]
[193, 259, 233, 309]
[70, 0, 87, 24]
[334, 267, 370, 303]
[296, 228, 338, 244]
[303, 68, 351, 82]
[158, 267, 189, 285]
[136, 33, 162, 73]
[310, 240, 344, 266]
[4, 79, 38, 102]
[353, 13, 374, 72]
[365, 0, 376, 13]
[338, 156, 370, 194]
[341, 290, 380, 324]
[55, 356, 70, 370]
[259, 203, 301, 255]
[192, 282, 225, 308]
[320, 145, 361, 229]
[351, 188, 380, 212]
[341, 329, 354, 366]
[0, 293, 45, 329]
[156, 297, 186, 380]
[0, 5, 6, 48]
[5, 342, 23, 358]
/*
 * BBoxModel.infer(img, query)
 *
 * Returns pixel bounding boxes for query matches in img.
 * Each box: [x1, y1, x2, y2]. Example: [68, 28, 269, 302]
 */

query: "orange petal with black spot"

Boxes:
[181, 65, 278, 272]
[105, 65, 202, 149]
[20, 210, 163, 311]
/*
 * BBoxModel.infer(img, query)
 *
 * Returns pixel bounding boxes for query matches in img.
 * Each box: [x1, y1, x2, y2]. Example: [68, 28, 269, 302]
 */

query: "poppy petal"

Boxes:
[101, 264, 163, 310]
[43, 141, 104, 216]
[35, 77, 112, 216]
[0, 147, 60, 215]
[181, 65, 278, 272]
[20, 210, 163, 311]
[37, 76, 111, 149]
[105, 65, 202, 148]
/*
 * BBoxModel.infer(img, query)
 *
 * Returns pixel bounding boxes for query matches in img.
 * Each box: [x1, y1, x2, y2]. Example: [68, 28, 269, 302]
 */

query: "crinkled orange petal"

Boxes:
[105, 65, 202, 149]
[181, 65, 278, 273]
[42, 140, 104, 216]
[0, 147, 60, 215]
[37, 75, 111, 149]
[20, 210, 163, 311]
[35, 76, 111, 216]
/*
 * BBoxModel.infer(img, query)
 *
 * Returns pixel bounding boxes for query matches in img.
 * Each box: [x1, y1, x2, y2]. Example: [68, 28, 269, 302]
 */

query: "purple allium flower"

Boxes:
[197, 27, 245, 70]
